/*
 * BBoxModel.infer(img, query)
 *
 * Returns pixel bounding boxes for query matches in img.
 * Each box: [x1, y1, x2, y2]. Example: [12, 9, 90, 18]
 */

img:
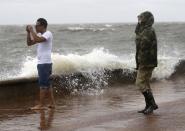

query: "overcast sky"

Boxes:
[0, 0, 185, 25]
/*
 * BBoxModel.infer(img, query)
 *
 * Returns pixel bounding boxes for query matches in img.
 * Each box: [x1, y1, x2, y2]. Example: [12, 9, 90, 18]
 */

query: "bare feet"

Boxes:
[30, 105, 45, 110]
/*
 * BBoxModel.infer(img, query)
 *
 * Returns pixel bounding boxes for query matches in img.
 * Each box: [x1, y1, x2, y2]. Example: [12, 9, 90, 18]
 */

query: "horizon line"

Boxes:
[0, 21, 184, 26]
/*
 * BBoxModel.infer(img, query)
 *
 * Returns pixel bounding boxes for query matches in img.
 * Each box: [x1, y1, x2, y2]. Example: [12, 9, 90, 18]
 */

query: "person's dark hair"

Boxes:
[37, 18, 48, 28]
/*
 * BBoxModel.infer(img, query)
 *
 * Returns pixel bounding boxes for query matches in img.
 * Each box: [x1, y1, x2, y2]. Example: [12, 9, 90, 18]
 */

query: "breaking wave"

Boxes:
[2, 48, 184, 95]
[59, 26, 115, 32]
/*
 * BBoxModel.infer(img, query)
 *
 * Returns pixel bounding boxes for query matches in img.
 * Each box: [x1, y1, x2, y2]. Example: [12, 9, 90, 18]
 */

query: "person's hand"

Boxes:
[26, 25, 33, 32]
[26, 25, 30, 32]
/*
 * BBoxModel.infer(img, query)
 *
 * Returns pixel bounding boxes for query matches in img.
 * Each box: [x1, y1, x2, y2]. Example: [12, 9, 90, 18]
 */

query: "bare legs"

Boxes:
[31, 87, 55, 110]
[48, 87, 55, 109]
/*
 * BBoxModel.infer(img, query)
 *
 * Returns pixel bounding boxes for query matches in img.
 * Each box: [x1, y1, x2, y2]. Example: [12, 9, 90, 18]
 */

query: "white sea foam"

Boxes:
[153, 56, 180, 79]
[2, 48, 181, 95]
[18, 48, 180, 80]
[104, 24, 113, 27]
[19, 48, 132, 78]
[67, 27, 114, 32]
[67, 27, 86, 31]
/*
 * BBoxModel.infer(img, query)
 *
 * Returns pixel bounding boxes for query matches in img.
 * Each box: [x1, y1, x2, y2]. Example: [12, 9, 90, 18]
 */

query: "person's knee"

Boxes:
[136, 77, 144, 87]
[40, 86, 50, 90]
[135, 79, 140, 87]
[135, 82, 142, 91]
[140, 83, 151, 92]
[136, 80, 148, 92]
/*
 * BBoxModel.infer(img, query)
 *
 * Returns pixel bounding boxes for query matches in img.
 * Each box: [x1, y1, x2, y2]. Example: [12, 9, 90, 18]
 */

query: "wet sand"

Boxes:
[58, 99, 185, 131]
[1, 80, 185, 131]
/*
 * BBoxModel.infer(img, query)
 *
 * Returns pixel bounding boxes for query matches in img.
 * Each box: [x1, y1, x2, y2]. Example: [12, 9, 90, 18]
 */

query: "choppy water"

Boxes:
[1, 23, 185, 94]
[1, 23, 185, 80]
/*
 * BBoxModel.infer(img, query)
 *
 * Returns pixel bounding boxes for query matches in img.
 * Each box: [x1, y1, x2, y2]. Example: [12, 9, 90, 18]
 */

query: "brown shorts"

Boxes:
[136, 67, 154, 92]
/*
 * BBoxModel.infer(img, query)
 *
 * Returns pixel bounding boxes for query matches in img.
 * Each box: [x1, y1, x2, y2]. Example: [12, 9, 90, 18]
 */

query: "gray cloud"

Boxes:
[0, 0, 184, 24]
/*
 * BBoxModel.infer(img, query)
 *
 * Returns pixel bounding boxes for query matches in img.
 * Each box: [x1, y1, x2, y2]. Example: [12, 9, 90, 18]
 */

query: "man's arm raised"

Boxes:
[26, 25, 47, 46]
[28, 26, 46, 43]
